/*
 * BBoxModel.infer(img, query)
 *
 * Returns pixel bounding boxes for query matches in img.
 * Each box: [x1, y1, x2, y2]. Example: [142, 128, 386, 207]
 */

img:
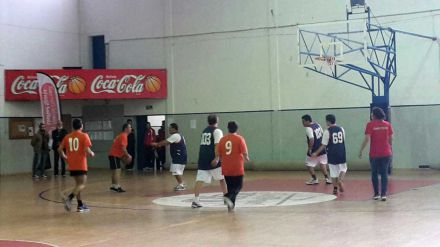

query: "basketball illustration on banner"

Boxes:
[68, 76, 86, 94]
[145, 76, 161, 93]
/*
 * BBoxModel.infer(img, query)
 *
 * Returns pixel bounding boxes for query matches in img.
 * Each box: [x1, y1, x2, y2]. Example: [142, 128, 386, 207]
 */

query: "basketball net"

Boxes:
[314, 56, 338, 66]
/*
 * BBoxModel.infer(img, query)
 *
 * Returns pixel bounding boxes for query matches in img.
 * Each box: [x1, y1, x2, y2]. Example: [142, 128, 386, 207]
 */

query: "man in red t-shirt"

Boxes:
[359, 107, 393, 201]
[218, 121, 249, 212]
[108, 123, 132, 193]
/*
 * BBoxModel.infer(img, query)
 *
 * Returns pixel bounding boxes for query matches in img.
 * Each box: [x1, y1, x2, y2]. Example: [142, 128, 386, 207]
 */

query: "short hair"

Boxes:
[207, 114, 218, 125]
[72, 119, 83, 130]
[326, 114, 336, 124]
[227, 121, 238, 133]
[146, 121, 151, 125]
[127, 119, 132, 123]
[169, 123, 178, 131]
[122, 123, 131, 131]
[372, 107, 385, 120]
[301, 114, 312, 122]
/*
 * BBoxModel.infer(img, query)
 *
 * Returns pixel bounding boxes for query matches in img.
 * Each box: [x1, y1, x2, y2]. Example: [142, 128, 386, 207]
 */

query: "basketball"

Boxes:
[68, 76, 87, 94]
[145, 76, 161, 93]
[121, 155, 132, 165]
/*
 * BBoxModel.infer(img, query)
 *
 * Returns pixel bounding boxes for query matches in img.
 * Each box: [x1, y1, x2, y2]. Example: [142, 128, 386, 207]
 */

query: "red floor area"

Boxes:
[150, 178, 440, 201]
[0, 240, 55, 247]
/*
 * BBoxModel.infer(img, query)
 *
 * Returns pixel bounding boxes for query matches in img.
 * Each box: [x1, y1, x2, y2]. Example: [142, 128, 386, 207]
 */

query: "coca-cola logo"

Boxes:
[91, 75, 146, 94]
[11, 75, 69, 95]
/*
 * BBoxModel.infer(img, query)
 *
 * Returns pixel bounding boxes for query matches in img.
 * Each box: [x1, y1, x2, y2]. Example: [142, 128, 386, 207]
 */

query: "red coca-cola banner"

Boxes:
[5, 69, 167, 101]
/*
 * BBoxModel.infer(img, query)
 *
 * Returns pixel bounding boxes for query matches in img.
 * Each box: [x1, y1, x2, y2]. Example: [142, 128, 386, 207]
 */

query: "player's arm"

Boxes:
[84, 134, 95, 157]
[359, 135, 370, 158]
[312, 129, 329, 157]
[58, 140, 67, 160]
[305, 127, 314, 155]
[211, 129, 223, 167]
[152, 140, 171, 148]
[241, 138, 250, 162]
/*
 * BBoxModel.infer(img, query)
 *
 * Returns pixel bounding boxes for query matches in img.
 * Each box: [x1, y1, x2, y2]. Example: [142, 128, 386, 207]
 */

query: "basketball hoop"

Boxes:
[314, 56, 340, 66]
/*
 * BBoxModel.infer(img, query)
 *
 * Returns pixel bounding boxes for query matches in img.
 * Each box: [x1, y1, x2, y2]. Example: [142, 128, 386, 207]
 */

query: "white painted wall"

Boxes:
[78, 0, 440, 115]
[0, 0, 81, 174]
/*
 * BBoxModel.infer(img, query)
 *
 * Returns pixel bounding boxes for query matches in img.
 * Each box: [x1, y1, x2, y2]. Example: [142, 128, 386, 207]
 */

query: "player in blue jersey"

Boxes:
[192, 114, 228, 208]
[302, 114, 331, 185]
[152, 123, 188, 191]
[312, 114, 347, 195]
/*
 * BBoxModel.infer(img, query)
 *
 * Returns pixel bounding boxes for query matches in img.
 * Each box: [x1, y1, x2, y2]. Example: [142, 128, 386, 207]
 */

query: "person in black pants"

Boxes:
[155, 120, 166, 170]
[126, 119, 136, 170]
[143, 122, 156, 171]
[52, 121, 68, 177]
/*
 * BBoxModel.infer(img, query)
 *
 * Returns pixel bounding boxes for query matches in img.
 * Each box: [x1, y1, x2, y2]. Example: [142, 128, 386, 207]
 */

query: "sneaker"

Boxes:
[338, 181, 345, 193]
[381, 196, 387, 201]
[174, 184, 186, 191]
[62, 174, 66, 177]
[117, 187, 126, 193]
[61, 194, 72, 211]
[110, 187, 119, 192]
[373, 195, 380, 200]
[77, 205, 90, 213]
[191, 201, 202, 208]
[42, 175, 48, 179]
[325, 177, 332, 184]
[305, 178, 319, 185]
[32, 175, 40, 179]
[224, 197, 234, 212]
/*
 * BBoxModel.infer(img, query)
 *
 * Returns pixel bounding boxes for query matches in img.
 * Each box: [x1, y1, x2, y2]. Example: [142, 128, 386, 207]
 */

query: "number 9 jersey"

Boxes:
[321, 126, 346, 165]
[59, 131, 92, 171]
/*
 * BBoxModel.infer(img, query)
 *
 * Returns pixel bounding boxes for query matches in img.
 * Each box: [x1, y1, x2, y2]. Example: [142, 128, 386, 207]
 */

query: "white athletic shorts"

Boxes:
[196, 167, 224, 183]
[305, 154, 328, 168]
[170, 164, 185, 176]
[328, 163, 348, 178]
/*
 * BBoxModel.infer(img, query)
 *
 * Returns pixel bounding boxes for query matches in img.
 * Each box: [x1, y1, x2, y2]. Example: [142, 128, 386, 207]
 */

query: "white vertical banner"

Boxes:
[37, 72, 61, 134]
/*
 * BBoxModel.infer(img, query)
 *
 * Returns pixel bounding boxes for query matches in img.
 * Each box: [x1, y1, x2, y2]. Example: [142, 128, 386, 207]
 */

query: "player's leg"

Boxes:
[337, 164, 347, 193]
[192, 170, 211, 208]
[305, 157, 319, 185]
[171, 164, 185, 191]
[75, 175, 90, 212]
[211, 167, 227, 195]
[109, 156, 125, 192]
[328, 164, 338, 194]
[318, 155, 331, 184]
[54, 151, 59, 176]
[379, 157, 391, 201]
[370, 158, 380, 199]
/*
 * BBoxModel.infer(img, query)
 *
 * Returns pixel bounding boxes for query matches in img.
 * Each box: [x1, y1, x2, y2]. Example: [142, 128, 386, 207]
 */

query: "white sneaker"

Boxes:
[381, 196, 387, 201]
[191, 201, 202, 208]
[224, 197, 234, 212]
[325, 177, 332, 184]
[305, 178, 319, 185]
[174, 184, 186, 191]
[373, 195, 380, 200]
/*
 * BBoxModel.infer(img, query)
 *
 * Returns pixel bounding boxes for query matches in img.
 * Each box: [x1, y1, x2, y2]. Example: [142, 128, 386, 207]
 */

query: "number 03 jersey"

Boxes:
[218, 133, 248, 176]
[321, 125, 346, 164]
[198, 126, 223, 170]
[59, 131, 92, 171]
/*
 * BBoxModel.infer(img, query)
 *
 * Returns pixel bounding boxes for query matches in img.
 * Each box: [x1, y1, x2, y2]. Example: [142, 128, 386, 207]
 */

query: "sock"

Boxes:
[68, 193, 74, 200]
[112, 184, 119, 189]
[77, 200, 83, 207]
[312, 175, 317, 180]
[194, 196, 199, 202]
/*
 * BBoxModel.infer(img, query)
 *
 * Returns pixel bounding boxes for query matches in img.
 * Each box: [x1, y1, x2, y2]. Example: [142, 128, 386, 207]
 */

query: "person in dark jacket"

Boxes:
[52, 121, 68, 176]
[126, 119, 136, 170]
[31, 123, 50, 179]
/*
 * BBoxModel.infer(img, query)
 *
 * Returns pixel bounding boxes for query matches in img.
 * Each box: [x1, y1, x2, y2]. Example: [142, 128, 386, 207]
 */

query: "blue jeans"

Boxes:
[370, 156, 392, 196]
[32, 152, 48, 176]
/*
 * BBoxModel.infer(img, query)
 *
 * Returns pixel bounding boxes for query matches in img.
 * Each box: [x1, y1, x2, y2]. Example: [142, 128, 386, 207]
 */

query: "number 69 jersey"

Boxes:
[59, 131, 92, 171]
[321, 126, 346, 165]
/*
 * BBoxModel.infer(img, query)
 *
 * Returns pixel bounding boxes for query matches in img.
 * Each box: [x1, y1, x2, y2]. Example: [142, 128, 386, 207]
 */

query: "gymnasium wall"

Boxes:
[1, 0, 440, 174]
[76, 0, 440, 170]
[0, 0, 81, 174]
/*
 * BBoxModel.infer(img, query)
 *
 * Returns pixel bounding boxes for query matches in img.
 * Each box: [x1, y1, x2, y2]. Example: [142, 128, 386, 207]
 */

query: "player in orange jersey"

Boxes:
[218, 121, 249, 212]
[58, 119, 95, 213]
[108, 123, 132, 193]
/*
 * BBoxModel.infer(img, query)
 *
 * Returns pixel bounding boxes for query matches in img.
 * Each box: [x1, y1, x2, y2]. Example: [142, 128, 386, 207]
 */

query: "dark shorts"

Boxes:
[109, 156, 121, 170]
[70, 170, 87, 177]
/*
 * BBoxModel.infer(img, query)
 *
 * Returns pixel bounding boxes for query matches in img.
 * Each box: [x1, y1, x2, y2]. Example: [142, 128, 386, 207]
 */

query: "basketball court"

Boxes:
[1, 0, 440, 246]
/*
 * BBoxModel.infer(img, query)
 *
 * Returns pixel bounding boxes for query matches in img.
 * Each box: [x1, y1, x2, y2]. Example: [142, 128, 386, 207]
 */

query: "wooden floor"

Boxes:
[1, 169, 440, 247]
